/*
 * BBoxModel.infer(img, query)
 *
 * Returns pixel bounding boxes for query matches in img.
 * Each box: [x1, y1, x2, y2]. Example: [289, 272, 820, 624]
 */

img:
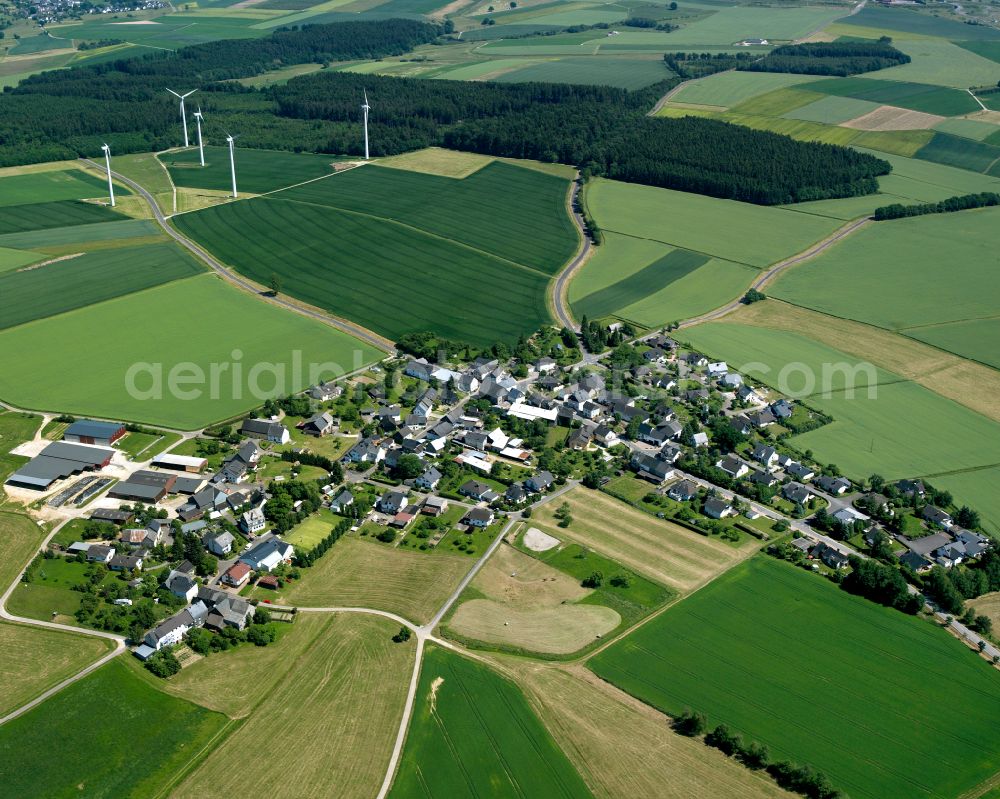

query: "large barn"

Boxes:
[63, 419, 127, 447]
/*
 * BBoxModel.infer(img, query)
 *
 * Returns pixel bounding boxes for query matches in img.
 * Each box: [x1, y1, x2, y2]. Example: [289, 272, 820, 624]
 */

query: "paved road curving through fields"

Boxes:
[551, 176, 592, 332]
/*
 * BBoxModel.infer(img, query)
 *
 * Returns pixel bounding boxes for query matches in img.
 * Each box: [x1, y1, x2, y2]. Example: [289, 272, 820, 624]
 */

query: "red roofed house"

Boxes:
[222, 561, 252, 588]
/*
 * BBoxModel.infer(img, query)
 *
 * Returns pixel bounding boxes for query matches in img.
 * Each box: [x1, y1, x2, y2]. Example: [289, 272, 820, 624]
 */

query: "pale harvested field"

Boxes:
[171, 614, 411, 799]
[277, 536, 472, 624]
[969, 592, 1000, 632]
[0, 160, 80, 178]
[377, 147, 495, 179]
[446, 545, 619, 654]
[0, 622, 111, 718]
[843, 105, 944, 131]
[511, 662, 793, 799]
[531, 489, 745, 593]
[726, 300, 1000, 424]
[158, 614, 328, 718]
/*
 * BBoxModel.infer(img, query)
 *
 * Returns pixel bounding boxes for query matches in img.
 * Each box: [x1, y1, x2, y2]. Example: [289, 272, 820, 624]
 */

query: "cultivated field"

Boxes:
[0, 242, 204, 331]
[670, 71, 821, 109]
[0, 168, 127, 207]
[492, 56, 673, 89]
[162, 145, 340, 194]
[868, 38, 1000, 89]
[513, 663, 791, 799]
[275, 536, 471, 624]
[173, 614, 411, 799]
[0, 657, 229, 798]
[589, 556, 1000, 799]
[174, 161, 575, 345]
[799, 76, 981, 116]
[0, 274, 381, 428]
[0, 414, 41, 485]
[530, 488, 746, 593]
[445, 544, 620, 655]
[378, 147, 495, 179]
[969, 590, 1000, 631]
[907, 318, 1000, 371]
[0, 623, 112, 718]
[0, 199, 125, 235]
[388, 645, 594, 798]
[682, 321, 1000, 484]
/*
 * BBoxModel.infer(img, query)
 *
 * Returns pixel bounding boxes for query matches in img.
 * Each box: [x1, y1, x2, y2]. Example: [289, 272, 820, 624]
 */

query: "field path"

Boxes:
[678, 215, 870, 330]
[551, 174, 592, 332]
[80, 158, 395, 354]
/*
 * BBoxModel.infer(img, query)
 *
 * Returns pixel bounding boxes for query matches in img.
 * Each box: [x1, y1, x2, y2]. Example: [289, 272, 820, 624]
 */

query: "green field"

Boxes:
[590, 556, 1000, 799]
[492, 56, 673, 89]
[0, 245, 44, 274]
[0, 218, 159, 250]
[175, 161, 576, 345]
[51, 13, 266, 51]
[283, 507, 341, 551]
[0, 242, 204, 331]
[841, 5, 1000, 41]
[914, 131, 1000, 173]
[934, 117, 1000, 142]
[0, 274, 382, 428]
[784, 95, 881, 124]
[0, 199, 127, 235]
[906, 317, 1000, 371]
[670, 71, 821, 108]
[0, 657, 229, 796]
[389, 645, 594, 798]
[868, 38, 1000, 89]
[771, 208, 1000, 350]
[0, 168, 128, 207]
[799, 76, 980, 116]
[162, 146, 340, 194]
[681, 322, 1000, 485]
[931, 466, 1000, 536]
[584, 178, 840, 267]
[0, 417, 41, 484]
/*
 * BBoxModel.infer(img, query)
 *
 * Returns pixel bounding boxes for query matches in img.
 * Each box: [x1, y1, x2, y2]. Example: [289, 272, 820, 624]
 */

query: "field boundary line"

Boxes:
[80, 158, 395, 354]
[598, 226, 762, 270]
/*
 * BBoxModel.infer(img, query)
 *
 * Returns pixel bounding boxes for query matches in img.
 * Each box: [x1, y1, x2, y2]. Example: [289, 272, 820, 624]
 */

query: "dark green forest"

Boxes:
[0, 19, 889, 204]
[739, 39, 911, 77]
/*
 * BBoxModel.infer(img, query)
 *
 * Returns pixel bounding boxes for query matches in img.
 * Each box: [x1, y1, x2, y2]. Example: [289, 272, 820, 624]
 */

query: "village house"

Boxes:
[465, 507, 495, 528]
[716, 455, 749, 480]
[240, 507, 266, 535]
[525, 471, 554, 494]
[704, 497, 735, 519]
[222, 561, 252, 588]
[668, 480, 699, 502]
[240, 418, 290, 444]
[240, 536, 294, 572]
[298, 412, 337, 437]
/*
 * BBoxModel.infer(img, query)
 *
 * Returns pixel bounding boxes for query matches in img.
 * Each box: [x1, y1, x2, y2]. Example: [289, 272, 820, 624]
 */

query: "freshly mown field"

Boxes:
[0, 242, 204, 331]
[529, 488, 746, 593]
[0, 657, 229, 798]
[175, 161, 576, 345]
[173, 613, 411, 799]
[0, 274, 381, 428]
[798, 76, 980, 116]
[585, 178, 841, 268]
[389, 645, 594, 798]
[271, 536, 470, 625]
[162, 145, 340, 194]
[0, 623, 112, 719]
[590, 556, 1000, 799]
[515, 663, 792, 799]
[681, 322, 1000, 485]
[771, 207, 1000, 357]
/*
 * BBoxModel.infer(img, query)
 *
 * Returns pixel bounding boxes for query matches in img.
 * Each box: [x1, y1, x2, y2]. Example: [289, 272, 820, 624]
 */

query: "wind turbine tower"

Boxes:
[167, 88, 197, 147]
[193, 107, 205, 167]
[226, 133, 238, 198]
[362, 89, 371, 161]
[101, 143, 115, 207]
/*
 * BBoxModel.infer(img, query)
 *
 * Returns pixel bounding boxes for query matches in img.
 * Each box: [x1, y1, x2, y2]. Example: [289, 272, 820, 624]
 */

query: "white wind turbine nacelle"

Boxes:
[167, 88, 197, 148]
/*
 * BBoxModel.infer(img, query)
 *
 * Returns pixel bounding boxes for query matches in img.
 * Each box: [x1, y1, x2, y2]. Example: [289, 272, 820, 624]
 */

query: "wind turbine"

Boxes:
[101, 143, 115, 207]
[225, 132, 238, 198]
[361, 89, 371, 161]
[166, 88, 197, 148]
[193, 107, 205, 167]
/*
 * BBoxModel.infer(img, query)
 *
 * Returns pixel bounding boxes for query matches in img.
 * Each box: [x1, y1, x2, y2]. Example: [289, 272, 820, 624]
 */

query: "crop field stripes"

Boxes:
[266, 195, 553, 279]
[597, 226, 762, 270]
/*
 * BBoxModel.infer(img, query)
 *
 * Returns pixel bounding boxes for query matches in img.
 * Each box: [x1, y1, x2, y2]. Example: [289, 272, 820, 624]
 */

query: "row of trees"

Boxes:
[874, 192, 1000, 220]
[741, 39, 910, 77]
[0, 21, 890, 205]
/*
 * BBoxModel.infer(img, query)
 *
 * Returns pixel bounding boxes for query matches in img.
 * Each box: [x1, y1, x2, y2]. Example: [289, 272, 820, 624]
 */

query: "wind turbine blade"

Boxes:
[183, 89, 197, 98]
[166, 88, 180, 98]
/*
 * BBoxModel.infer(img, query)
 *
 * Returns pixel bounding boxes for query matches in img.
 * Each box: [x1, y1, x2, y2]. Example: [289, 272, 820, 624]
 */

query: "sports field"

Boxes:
[0, 623, 112, 719]
[274, 536, 471, 624]
[590, 556, 1000, 799]
[584, 178, 841, 268]
[771, 207, 1000, 359]
[0, 657, 229, 798]
[162, 145, 340, 194]
[389, 645, 594, 798]
[173, 613, 411, 799]
[530, 488, 746, 593]
[0, 242, 204, 331]
[516, 664, 791, 799]
[682, 321, 1000, 484]
[175, 161, 576, 345]
[0, 274, 381, 428]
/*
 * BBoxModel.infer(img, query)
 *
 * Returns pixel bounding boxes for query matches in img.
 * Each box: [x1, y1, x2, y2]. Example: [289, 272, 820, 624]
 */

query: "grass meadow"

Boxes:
[682, 322, 1000, 485]
[162, 145, 340, 194]
[591, 557, 1000, 799]
[0, 274, 381, 428]
[0, 657, 230, 798]
[175, 161, 576, 345]
[0, 242, 204, 331]
[389, 645, 594, 798]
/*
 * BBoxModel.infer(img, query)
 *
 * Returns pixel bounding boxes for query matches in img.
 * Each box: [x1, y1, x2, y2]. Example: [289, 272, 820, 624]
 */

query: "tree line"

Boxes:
[0, 19, 889, 204]
[739, 38, 911, 77]
[874, 192, 1000, 220]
